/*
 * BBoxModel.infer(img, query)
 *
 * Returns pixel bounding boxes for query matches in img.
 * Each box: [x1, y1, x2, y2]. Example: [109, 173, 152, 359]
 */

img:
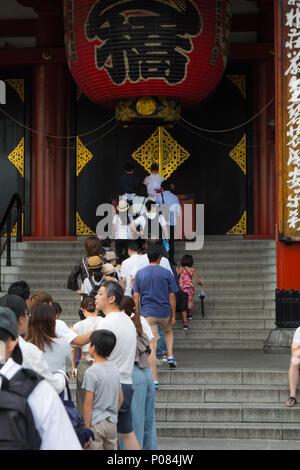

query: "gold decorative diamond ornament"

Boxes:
[76, 212, 95, 236]
[226, 210, 247, 235]
[229, 134, 246, 175]
[76, 137, 93, 176]
[8, 138, 24, 177]
[132, 127, 190, 179]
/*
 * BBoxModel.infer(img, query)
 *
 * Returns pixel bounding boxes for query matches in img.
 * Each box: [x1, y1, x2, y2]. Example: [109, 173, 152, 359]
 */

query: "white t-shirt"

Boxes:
[113, 214, 132, 240]
[18, 336, 66, 394]
[120, 253, 141, 297]
[133, 212, 167, 233]
[0, 358, 82, 450]
[73, 316, 104, 359]
[144, 173, 164, 198]
[131, 253, 173, 278]
[82, 277, 103, 295]
[98, 312, 137, 384]
[131, 196, 148, 217]
[55, 319, 78, 344]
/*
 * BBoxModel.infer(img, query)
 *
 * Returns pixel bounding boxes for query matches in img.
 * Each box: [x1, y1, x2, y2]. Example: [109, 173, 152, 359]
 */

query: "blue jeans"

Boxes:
[156, 324, 167, 359]
[119, 365, 158, 450]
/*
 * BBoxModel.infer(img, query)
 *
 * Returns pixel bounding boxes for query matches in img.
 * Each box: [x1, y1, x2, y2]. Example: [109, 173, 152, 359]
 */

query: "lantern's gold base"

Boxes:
[116, 96, 180, 125]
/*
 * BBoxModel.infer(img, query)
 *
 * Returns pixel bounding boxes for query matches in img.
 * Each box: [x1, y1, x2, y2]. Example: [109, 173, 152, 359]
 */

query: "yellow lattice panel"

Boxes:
[229, 134, 246, 175]
[227, 210, 247, 235]
[8, 138, 24, 177]
[3, 213, 24, 237]
[76, 212, 95, 236]
[132, 127, 190, 179]
[5, 79, 24, 102]
[226, 74, 246, 99]
[76, 137, 93, 176]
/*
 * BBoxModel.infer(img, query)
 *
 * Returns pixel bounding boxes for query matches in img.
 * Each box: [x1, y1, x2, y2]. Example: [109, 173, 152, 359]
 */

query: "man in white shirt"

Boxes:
[95, 280, 140, 450]
[120, 241, 140, 297]
[130, 199, 169, 242]
[0, 306, 82, 450]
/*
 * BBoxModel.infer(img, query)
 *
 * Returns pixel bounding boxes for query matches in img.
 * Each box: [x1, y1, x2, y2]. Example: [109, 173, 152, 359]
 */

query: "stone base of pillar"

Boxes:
[263, 328, 295, 354]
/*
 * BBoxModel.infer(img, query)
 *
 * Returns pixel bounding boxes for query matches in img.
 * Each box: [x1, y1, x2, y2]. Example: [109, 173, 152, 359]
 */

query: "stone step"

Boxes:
[155, 403, 300, 423]
[173, 339, 266, 349]
[173, 329, 271, 341]
[155, 384, 291, 404]
[156, 422, 300, 440]
[156, 369, 288, 386]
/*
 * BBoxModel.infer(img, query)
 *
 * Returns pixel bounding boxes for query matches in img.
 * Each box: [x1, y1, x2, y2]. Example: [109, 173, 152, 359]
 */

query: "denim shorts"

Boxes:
[117, 383, 134, 434]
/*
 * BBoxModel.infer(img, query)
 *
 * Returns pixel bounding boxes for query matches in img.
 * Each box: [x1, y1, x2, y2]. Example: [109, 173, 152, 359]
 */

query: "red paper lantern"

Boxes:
[64, 0, 231, 108]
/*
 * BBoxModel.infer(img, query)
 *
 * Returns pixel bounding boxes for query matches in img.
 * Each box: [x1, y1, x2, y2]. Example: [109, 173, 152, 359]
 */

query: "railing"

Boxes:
[0, 193, 23, 291]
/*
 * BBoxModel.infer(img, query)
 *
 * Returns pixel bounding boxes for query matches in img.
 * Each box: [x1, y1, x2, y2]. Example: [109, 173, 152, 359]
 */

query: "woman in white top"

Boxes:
[71, 296, 104, 414]
[112, 199, 133, 264]
[25, 303, 71, 374]
[131, 183, 149, 218]
[143, 163, 164, 200]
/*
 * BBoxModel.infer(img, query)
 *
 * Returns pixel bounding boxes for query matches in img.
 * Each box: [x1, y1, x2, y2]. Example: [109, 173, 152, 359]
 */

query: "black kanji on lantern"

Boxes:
[85, 0, 201, 85]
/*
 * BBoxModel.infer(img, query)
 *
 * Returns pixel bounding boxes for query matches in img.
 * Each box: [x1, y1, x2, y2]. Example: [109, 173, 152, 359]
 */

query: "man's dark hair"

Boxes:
[8, 281, 30, 302]
[147, 243, 163, 263]
[161, 181, 171, 191]
[0, 328, 23, 365]
[136, 184, 148, 197]
[181, 254, 194, 267]
[127, 240, 139, 253]
[145, 200, 156, 212]
[102, 280, 124, 307]
[52, 302, 62, 317]
[124, 162, 134, 172]
[90, 329, 116, 358]
[150, 163, 159, 171]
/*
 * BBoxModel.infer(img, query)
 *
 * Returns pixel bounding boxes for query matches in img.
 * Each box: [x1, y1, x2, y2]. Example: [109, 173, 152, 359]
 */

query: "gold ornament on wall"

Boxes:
[76, 137, 94, 176]
[132, 126, 190, 179]
[229, 134, 246, 175]
[76, 211, 95, 236]
[5, 79, 24, 102]
[226, 74, 246, 99]
[226, 210, 247, 235]
[8, 137, 24, 177]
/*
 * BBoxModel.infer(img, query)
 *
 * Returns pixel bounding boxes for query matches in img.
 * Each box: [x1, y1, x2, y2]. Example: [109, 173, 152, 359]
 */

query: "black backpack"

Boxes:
[87, 275, 104, 297]
[0, 367, 43, 450]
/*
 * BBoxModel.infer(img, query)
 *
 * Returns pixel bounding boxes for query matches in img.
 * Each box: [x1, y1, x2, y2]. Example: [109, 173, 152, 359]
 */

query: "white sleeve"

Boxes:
[83, 278, 91, 295]
[120, 260, 128, 278]
[56, 319, 78, 344]
[159, 214, 167, 226]
[160, 257, 173, 274]
[28, 380, 82, 450]
[293, 327, 300, 343]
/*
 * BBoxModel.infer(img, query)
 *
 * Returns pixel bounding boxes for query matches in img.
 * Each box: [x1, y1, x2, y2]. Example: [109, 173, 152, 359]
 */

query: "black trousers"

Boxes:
[115, 239, 129, 263]
[169, 225, 175, 264]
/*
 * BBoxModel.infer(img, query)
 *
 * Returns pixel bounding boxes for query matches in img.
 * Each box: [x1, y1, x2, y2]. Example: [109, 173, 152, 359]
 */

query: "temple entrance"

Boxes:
[73, 65, 250, 236]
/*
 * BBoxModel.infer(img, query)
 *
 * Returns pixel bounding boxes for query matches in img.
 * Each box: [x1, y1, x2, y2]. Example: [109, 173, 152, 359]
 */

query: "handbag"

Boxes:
[59, 379, 95, 448]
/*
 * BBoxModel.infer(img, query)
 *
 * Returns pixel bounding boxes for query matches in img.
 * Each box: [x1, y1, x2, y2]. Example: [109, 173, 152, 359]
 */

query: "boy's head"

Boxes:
[8, 281, 30, 305]
[89, 329, 116, 358]
[124, 162, 134, 173]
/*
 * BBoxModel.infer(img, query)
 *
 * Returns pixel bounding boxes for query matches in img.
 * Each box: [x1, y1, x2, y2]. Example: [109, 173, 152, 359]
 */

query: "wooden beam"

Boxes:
[231, 14, 259, 32]
[229, 42, 274, 61]
[0, 47, 66, 66]
[0, 19, 37, 38]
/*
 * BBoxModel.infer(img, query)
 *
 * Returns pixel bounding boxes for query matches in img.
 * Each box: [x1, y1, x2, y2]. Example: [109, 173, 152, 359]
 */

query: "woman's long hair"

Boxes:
[25, 303, 57, 352]
[120, 296, 143, 337]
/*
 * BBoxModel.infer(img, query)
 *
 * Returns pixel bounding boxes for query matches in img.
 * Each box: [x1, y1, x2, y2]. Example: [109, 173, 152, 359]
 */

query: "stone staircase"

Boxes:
[3, 237, 299, 444]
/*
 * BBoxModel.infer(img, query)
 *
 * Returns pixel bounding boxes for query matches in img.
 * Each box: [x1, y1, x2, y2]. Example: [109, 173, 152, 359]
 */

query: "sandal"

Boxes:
[286, 396, 297, 407]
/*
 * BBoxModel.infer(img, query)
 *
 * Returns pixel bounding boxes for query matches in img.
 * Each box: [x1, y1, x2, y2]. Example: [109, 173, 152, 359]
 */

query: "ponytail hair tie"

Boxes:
[130, 313, 135, 319]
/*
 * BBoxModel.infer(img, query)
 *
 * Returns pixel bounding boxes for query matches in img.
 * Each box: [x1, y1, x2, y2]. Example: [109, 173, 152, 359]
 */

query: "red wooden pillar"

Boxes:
[275, 0, 300, 327]
[21, 0, 70, 237]
[251, 2, 276, 238]
[32, 64, 69, 237]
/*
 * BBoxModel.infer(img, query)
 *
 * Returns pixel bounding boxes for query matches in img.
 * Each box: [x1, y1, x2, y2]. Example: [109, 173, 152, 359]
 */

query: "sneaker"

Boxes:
[187, 313, 192, 320]
[154, 381, 159, 389]
[183, 323, 189, 331]
[161, 353, 168, 362]
[167, 357, 177, 368]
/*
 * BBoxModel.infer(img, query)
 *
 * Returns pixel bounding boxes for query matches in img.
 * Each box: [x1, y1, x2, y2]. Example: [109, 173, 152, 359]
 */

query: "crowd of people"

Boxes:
[0, 162, 206, 450]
